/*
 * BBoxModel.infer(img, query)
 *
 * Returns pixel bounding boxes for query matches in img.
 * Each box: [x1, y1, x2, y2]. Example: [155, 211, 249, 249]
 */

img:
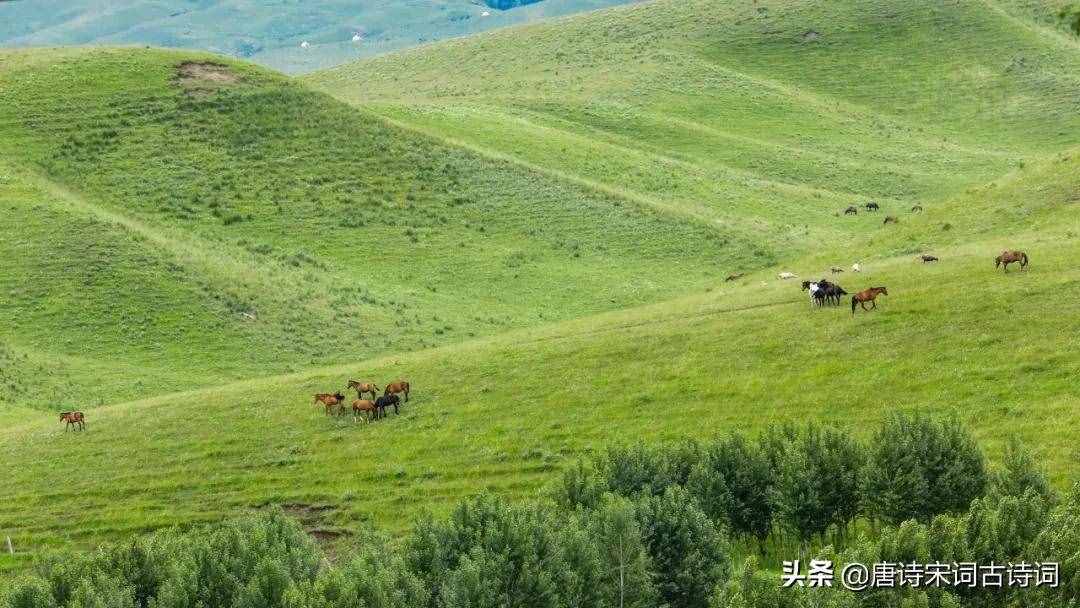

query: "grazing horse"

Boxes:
[724, 272, 744, 282]
[384, 381, 411, 402]
[865, 201, 880, 211]
[883, 215, 899, 225]
[375, 394, 401, 419]
[911, 204, 923, 213]
[830, 266, 844, 274]
[995, 250, 1029, 272]
[919, 254, 939, 263]
[802, 281, 823, 307]
[347, 380, 380, 400]
[60, 411, 85, 431]
[820, 281, 847, 305]
[851, 287, 888, 314]
[352, 399, 377, 422]
[844, 206, 858, 215]
[314, 392, 346, 416]
[777, 272, 798, 280]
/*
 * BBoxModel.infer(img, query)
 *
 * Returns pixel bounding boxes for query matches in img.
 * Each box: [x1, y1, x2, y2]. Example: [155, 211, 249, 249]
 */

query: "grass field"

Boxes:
[2, 0, 1080, 578]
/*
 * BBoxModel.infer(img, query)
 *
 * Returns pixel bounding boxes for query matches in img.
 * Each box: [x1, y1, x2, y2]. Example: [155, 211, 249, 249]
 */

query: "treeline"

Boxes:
[4, 414, 1079, 608]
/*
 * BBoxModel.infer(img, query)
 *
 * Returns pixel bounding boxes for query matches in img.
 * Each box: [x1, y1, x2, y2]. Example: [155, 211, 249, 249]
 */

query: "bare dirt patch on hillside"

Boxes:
[175, 61, 241, 93]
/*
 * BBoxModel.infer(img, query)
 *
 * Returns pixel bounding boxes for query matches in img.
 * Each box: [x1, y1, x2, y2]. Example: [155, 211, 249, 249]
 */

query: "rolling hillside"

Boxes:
[0, 47, 747, 410]
[0, 0, 641, 73]
[2, 0, 1080, 577]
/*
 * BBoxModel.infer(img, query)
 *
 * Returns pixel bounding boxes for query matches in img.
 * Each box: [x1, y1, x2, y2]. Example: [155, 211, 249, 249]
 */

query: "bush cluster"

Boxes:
[5, 415, 1077, 608]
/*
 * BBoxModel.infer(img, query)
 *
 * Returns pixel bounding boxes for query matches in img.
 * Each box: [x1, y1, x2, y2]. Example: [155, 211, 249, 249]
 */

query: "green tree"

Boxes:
[687, 434, 773, 540]
[587, 494, 657, 608]
[636, 486, 731, 608]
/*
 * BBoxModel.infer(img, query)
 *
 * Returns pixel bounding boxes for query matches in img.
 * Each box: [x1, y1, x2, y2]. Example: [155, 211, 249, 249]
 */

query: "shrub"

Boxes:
[860, 413, 987, 524]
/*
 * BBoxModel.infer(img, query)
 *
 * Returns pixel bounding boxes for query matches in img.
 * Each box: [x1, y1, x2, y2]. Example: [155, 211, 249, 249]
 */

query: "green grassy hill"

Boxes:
[0, 47, 745, 410]
[2, 0, 1079, 577]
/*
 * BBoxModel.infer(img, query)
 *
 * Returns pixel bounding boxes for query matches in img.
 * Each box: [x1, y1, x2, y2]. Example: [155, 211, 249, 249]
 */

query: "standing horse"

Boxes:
[375, 394, 401, 419]
[844, 206, 858, 215]
[802, 281, 823, 307]
[347, 380, 380, 400]
[314, 392, 346, 416]
[851, 287, 888, 314]
[865, 202, 880, 211]
[352, 399, 377, 422]
[60, 411, 85, 431]
[995, 250, 1029, 272]
[384, 381, 411, 402]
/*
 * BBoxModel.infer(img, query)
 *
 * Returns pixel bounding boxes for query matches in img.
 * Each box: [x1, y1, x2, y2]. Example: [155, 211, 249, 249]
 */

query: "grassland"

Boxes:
[2, 0, 1080, 579]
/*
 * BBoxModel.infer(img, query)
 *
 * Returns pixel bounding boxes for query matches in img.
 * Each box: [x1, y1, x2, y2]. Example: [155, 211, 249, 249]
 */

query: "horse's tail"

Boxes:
[1021, 252, 1029, 268]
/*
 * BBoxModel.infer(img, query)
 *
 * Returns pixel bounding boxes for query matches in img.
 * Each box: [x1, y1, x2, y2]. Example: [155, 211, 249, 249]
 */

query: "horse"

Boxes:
[918, 254, 939, 263]
[819, 281, 847, 305]
[347, 380, 380, 400]
[384, 381, 411, 402]
[375, 394, 401, 419]
[352, 399, 377, 422]
[60, 411, 85, 431]
[314, 392, 346, 416]
[802, 281, 823, 307]
[844, 206, 858, 215]
[852, 287, 888, 314]
[851, 263, 862, 273]
[911, 204, 923, 213]
[883, 216, 899, 225]
[995, 250, 1029, 272]
[865, 202, 880, 211]
[778, 272, 798, 280]
[830, 266, 844, 274]
[724, 272, 744, 282]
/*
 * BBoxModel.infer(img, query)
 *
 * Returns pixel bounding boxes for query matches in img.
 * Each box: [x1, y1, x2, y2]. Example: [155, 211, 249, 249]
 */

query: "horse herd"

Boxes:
[314, 379, 412, 422]
[55, 248, 1031, 431]
[793, 249, 1028, 316]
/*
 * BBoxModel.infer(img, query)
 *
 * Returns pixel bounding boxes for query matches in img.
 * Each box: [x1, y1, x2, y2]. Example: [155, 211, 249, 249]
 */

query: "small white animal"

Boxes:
[777, 272, 798, 280]
[352, 34, 362, 42]
[481, 10, 491, 16]
[300, 41, 310, 49]
[851, 263, 861, 273]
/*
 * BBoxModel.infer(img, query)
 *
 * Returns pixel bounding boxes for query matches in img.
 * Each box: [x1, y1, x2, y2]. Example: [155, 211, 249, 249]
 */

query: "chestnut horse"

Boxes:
[347, 380, 380, 400]
[352, 399, 377, 422]
[851, 287, 888, 314]
[60, 411, 85, 431]
[314, 392, 346, 416]
[384, 381, 410, 402]
[995, 250, 1029, 272]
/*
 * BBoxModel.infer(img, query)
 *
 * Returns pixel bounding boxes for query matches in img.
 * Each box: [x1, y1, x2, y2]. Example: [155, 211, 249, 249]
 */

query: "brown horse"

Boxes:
[724, 273, 744, 282]
[314, 392, 346, 416]
[918, 254, 939, 263]
[883, 216, 899, 225]
[347, 380, 380, 400]
[384, 381, 410, 402]
[851, 287, 888, 314]
[995, 250, 1029, 272]
[60, 411, 85, 431]
[352, 399, 377, 422]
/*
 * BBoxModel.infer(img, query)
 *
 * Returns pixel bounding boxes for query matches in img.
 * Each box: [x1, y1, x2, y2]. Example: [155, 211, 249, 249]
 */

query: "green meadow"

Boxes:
[2, 0, 1079, 577]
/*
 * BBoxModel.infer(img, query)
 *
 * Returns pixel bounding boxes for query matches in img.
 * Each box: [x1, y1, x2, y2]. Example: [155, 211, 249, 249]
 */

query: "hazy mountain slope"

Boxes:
[0, 47, 746, 409]
[0, 0, 642, 73]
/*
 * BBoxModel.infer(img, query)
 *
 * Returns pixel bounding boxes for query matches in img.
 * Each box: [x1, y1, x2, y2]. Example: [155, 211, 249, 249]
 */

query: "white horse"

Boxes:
[851, 263, 862, 273]
[808, 283, 821, 307]
[778, 271, 798, 280]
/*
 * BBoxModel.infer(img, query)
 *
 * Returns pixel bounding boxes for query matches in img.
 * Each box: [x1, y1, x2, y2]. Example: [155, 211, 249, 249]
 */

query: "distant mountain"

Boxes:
[0, 0, 641, 73]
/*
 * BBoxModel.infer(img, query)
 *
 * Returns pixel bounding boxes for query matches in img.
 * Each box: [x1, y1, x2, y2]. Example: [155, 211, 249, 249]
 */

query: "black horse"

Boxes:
[865, 201, 880, 211]
[375, 394, 401, 419]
